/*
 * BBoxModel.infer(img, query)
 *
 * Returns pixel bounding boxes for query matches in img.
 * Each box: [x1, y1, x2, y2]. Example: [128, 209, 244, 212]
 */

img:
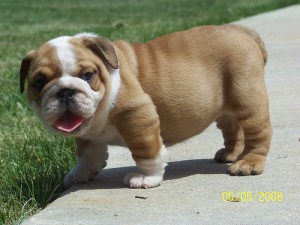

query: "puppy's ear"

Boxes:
[83, 37, 119, 69]
[20, 51, 35, 94]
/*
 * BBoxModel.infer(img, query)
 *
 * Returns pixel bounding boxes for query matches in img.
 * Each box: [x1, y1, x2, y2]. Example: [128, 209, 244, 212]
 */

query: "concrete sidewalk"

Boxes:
[23, 5, 300, 225]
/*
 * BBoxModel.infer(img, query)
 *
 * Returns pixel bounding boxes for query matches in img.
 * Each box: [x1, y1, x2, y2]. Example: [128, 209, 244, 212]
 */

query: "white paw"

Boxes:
[123, 172, 163, 189]
[63, 165, 99, 189]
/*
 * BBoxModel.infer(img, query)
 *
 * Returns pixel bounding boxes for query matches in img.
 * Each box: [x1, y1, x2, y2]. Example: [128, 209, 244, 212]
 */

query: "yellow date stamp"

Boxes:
[222, 192, 283, 202]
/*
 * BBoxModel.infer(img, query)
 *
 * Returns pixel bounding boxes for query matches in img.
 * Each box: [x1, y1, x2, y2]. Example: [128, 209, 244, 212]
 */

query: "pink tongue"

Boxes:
[54, 112, 84, 133]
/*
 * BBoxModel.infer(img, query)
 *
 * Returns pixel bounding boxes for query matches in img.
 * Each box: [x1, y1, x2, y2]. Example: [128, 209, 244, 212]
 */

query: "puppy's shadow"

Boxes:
[165, 159, 229, 179]
[67, 159, 229, 191]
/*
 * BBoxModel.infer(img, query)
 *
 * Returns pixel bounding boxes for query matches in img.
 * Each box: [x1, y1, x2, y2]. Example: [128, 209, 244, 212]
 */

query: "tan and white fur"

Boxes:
[20, 25, 272, 189]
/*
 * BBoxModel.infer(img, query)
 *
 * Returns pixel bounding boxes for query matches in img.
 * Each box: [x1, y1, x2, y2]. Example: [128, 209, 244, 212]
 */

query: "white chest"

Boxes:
[83, 124, 126, 146]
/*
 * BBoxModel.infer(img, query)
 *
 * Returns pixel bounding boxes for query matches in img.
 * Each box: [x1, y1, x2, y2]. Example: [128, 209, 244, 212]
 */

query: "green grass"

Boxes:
[0, 0, 299, 224]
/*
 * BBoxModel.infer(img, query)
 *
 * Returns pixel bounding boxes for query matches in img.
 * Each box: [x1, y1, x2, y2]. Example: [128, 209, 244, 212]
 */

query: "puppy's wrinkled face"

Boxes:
[20, 34, 118, 136]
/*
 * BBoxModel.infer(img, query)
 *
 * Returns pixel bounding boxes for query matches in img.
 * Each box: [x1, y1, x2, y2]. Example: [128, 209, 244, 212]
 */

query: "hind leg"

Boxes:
[214, 113, 244, 163]
[228, 79, 272, 175]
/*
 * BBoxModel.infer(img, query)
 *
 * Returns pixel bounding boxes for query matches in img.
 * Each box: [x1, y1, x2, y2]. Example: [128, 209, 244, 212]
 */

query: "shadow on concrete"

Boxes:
[63, 159, 229, 193]
[165, 159, 229, 179]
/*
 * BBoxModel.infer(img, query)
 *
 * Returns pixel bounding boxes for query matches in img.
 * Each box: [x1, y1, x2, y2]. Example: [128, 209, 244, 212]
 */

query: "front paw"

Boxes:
[64, 165, 99, 189]
[227, 153, 266, 176]
[123, 172, 163, 189]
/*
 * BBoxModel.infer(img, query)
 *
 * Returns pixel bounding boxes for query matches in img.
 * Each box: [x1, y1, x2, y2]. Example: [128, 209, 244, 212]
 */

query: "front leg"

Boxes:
[64, 139, 108, 188]
[123, 145, 168, 189]
[111, 94, 168, 189]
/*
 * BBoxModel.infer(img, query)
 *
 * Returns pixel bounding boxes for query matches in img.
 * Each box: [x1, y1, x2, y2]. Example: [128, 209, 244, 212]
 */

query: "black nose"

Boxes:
[57, 88, 75, 103]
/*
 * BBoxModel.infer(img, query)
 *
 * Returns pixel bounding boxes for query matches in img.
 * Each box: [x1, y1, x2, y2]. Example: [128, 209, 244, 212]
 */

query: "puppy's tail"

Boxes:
[226, 24, 268, 65]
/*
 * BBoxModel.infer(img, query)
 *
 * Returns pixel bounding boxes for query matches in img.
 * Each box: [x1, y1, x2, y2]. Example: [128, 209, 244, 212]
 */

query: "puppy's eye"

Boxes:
[33, 78, 47, 91]
[82, 72, 94, 82]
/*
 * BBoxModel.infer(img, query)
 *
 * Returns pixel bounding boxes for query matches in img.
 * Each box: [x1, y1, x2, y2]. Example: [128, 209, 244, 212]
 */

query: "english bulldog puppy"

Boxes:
[20, 25, 272, 189]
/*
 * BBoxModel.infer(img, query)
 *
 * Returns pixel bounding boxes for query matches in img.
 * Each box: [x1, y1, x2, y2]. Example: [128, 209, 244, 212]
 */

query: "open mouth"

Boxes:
[54, 111, 85, 133]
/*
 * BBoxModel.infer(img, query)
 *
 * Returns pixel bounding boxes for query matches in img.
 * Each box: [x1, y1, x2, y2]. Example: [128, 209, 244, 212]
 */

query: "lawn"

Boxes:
[0, 0, 299, 224]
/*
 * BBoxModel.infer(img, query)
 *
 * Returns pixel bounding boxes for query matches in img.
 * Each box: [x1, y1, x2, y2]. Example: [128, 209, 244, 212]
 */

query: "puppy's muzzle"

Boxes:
[57, 88, 75, 104]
